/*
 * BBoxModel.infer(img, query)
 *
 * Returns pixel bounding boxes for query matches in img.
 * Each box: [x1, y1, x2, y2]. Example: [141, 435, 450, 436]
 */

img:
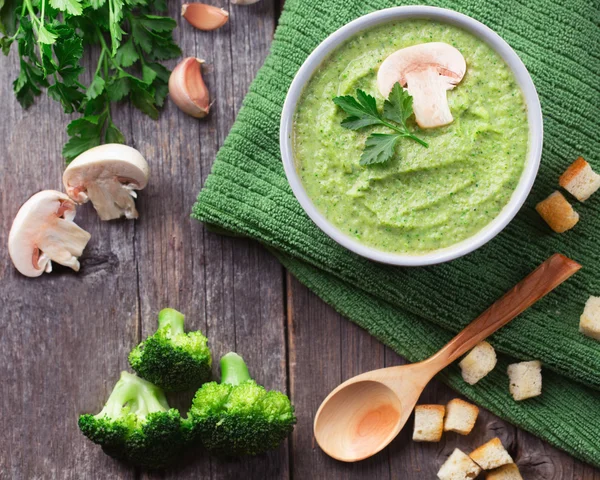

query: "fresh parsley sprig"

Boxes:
[0, 0, 180, 162]
[333, 83, 428, 165]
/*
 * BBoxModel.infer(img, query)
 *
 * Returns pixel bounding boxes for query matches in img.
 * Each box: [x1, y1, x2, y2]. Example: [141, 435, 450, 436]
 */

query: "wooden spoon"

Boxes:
[313, 254, 581, 462]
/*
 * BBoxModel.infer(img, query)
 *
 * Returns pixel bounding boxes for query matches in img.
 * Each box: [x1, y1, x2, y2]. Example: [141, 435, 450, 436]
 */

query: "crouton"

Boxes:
[413, 404, 445, 442]
[458, 341, 497, 385]
[469, 437, 514, 470]
[437, 448, 482, 480]
[507, 360, 542, 401]
[559, 157, 600, 202]
[486, 463, 523, 480]
[579, 296, 600, 341]
[444, 398, 479, 435]
[535, 191, 579, 233]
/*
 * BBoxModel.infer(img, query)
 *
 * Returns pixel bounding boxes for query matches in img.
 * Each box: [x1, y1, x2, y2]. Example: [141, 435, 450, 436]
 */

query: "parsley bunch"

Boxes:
[333, 83, 428, 165]
[0, 0, 181, 162]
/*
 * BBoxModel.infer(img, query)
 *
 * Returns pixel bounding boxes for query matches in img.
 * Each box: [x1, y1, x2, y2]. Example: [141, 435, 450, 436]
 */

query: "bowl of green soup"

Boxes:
[280, 6, 542, 266]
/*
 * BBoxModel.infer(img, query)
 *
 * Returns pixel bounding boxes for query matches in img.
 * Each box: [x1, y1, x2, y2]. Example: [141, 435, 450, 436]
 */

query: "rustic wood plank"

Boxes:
[286, 272, 391, 480]
[2, 0, 600, 477]
[0, 46, 136, 479]
[515, 429, 600, 480]
[136, 1, 287, 479]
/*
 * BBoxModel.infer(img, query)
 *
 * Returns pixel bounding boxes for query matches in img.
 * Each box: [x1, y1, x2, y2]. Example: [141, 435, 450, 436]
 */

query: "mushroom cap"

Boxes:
[377, 42, 466, 97]
[8, 190, 90, 277]
[63, 144, 149, 199]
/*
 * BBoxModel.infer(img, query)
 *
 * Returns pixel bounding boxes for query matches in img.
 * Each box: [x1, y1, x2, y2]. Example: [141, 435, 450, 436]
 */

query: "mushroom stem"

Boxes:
[405, 69, 454, 129]
[86, 179, 139, 220]
[37, 216, 91, 272]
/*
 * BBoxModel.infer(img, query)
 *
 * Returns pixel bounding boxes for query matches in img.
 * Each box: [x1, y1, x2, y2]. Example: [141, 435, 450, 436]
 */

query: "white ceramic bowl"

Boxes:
[280, 6, 543, 266]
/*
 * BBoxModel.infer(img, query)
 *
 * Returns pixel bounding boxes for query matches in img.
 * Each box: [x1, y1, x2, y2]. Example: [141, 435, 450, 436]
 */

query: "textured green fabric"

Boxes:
[193, 0, 600, 466]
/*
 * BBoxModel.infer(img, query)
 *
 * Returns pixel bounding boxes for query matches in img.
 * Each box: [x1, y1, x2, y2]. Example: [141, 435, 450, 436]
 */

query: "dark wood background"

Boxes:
[1, 1, 598, 479]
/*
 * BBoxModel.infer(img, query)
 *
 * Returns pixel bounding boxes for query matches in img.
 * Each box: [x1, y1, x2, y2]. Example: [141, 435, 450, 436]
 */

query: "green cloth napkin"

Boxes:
[193, 0, 600, 466]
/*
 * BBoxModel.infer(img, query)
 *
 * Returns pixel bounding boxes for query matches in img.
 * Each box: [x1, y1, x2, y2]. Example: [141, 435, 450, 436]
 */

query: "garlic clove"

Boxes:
[169, 57, 211, 118]
[182, 3, 229, 31]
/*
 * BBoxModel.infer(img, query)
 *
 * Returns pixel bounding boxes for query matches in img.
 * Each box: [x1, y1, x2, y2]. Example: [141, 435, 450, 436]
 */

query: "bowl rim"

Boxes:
[279, 5, 543, 267]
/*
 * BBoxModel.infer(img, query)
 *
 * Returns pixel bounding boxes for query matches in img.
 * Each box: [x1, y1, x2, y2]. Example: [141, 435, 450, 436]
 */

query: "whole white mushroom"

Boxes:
[63, 144, 150, 221]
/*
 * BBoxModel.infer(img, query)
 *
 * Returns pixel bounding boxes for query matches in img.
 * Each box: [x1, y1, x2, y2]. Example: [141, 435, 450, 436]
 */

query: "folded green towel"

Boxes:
[193, 0, 600, 466]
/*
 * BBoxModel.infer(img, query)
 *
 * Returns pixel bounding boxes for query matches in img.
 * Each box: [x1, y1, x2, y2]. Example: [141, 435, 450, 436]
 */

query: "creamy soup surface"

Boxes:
[293, 20, 528, 254]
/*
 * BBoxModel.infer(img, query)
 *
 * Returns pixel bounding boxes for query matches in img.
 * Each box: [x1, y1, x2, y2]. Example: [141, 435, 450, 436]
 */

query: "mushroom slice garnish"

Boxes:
[63, 144, 150, 221]
[377, 42, 466, 129]
[8, 190, 91, 277]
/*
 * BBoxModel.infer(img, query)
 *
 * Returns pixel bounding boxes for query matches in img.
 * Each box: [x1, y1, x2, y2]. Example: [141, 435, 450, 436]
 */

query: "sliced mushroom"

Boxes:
[377, 42, 466, 129]
[63, 144, 150, 221]
[8, 190, 91, 277]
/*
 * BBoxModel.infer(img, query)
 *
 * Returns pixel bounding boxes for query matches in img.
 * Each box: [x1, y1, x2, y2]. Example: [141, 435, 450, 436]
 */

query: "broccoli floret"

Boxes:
[129, 308, 212, 392]
[186, 352, 296, 456]
[78, 371, 186, 469]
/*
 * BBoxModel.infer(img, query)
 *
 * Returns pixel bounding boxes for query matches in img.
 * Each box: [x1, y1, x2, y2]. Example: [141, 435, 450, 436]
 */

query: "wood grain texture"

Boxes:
[286, 271, 391, 480]
[0, 40, 137, 480]
[0, 0, 599, 479]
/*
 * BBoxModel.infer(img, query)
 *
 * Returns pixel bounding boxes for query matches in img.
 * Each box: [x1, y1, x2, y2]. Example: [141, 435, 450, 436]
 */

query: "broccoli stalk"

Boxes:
[220, 351, 251, 385]
[129, 308, 212, 392]
[78, 371, 186, 469]
[158, 307, 186, 334]
[187, 352, 296, 456]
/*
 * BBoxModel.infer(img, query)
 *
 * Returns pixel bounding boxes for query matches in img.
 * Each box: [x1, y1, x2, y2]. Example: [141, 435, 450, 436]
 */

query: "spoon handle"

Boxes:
[426, 254, 581, 370]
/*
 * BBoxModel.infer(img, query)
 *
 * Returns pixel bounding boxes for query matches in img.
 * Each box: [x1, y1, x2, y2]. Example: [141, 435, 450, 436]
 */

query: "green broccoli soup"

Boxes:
[293, 20, 529, 254]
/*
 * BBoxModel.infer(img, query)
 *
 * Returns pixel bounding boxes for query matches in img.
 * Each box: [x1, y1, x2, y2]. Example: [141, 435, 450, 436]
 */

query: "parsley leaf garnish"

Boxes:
[0, 0, 181, 162]
[333, 83, 428, 166]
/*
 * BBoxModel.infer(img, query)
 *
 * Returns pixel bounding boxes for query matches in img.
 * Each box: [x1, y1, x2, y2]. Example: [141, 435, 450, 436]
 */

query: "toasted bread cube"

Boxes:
[469, 437, 513, 470]
[458, 341, 497, 385]
[486, 463, 523, 480]
[437, 448, 482, 480]
[535, 191, 579, 233]
[559, 157, 600, 202]
[507, 360, 542, 401]
[579, 296, 600, 341]
[444, 398, 479, 435]
[413, 404, 445, 442]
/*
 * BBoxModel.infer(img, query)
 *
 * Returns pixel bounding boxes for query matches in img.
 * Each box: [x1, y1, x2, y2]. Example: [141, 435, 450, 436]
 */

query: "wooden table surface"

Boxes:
[1, 1, 599, 479]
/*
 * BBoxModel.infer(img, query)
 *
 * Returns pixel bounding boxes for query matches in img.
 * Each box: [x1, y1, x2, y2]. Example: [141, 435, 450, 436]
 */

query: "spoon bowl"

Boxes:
[313, 254, 581, 462]
[314, 365, 431, 461]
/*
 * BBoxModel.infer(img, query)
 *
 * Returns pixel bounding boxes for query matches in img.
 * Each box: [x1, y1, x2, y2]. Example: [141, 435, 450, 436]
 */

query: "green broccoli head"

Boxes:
[186, 352, 296, 456]
[78, 371, 186, 469]
[129, 308, 212, 392]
